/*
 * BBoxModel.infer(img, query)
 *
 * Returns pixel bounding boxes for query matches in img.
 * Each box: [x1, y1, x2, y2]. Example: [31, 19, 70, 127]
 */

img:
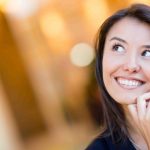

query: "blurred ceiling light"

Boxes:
[0, 0, 9, 10]
[70, 43, 95, 67]
[39, 11, 65, 38]
[83, 0, 109, 29]
[5, 0, 39, 18]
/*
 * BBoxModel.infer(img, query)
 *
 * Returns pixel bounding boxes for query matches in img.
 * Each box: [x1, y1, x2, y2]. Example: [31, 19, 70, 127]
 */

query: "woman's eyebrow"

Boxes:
[143, 45, 150, 49]
[109, 37, 127, 44]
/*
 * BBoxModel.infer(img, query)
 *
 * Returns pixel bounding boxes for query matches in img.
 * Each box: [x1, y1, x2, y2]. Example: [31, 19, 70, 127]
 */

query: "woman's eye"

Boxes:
[142, 50, 150, 57]
[112, 44, 124, 53]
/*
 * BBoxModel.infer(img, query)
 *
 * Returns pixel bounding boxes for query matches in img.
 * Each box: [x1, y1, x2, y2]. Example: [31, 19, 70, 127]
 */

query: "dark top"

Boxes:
[85, 135, 136, 150]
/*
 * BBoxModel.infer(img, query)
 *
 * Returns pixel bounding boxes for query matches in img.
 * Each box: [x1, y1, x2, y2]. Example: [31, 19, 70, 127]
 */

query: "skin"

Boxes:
[102, 17, 150, 149]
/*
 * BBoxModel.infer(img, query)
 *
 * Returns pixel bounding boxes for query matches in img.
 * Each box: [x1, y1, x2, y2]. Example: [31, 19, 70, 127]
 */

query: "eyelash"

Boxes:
[112, 43, 124, 52]
[141, 50, 150, 57]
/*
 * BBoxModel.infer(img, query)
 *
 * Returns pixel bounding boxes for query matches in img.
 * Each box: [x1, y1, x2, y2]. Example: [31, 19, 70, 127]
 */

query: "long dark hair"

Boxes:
[95, 3, 150, 142]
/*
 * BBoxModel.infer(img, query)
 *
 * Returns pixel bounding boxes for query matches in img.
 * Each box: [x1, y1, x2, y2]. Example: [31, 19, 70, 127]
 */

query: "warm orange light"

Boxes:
[82, 0, 109, 29]
[0, 0, 9, 11]
[39, 11, 66, 38]
[39, 10, 72, 54]
[130, 0, 150, 4]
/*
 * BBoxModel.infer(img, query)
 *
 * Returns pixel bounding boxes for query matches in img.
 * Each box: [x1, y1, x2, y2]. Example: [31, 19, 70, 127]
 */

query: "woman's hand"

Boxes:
[127, 92, 150, 149]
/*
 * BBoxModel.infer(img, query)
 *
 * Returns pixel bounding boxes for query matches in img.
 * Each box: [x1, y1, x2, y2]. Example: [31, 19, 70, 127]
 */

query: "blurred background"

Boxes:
[0, 0, 150, 150]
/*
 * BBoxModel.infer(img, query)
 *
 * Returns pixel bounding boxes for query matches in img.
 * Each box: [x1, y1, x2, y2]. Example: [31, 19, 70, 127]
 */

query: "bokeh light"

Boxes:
[5, 0, 39, 18]
[0, 0, 9, 10]
[39, 11, 65, 38]
[70, 43, 95, 67]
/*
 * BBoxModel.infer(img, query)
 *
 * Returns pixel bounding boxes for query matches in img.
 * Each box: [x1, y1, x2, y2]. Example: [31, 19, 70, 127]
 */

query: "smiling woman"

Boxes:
[103, 17, 150, 105]
[86, 3, 150, 150]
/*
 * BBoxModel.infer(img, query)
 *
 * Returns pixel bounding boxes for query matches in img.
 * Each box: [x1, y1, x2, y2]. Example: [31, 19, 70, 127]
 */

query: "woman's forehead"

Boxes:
[106, 17, 150, 43]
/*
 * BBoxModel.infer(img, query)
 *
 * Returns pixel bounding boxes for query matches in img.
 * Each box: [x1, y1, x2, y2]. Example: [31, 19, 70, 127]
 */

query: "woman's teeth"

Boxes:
[116, 77, 143, 87]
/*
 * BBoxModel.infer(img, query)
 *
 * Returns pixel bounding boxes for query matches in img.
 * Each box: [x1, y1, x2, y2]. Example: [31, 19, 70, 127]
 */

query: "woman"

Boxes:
[86, 3, 150, 150]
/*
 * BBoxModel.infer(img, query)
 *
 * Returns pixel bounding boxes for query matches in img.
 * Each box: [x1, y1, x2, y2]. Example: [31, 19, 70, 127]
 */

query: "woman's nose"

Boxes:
[123, 57, 141, 73]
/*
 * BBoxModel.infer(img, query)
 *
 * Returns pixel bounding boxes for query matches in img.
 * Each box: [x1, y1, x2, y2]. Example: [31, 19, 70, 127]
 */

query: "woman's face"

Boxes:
[103, 17, 150, 105]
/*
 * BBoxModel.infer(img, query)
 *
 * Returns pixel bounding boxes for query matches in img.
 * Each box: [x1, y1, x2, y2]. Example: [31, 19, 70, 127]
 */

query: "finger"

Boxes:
[146, 100, 150, 120]
[136, 93, 150, 120]
[127, 104, 138, 122]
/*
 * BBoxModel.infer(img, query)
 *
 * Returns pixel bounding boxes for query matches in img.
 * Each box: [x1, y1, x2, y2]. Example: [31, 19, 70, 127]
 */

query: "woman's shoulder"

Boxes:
[85, 134, 136, 150]
[85, 136, 111, 150]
